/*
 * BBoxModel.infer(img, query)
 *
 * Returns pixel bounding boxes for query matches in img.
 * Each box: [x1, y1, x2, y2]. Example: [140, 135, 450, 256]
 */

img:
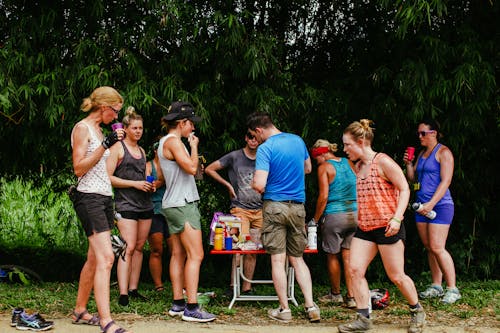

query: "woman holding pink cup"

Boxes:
[404, 119, 460, 304]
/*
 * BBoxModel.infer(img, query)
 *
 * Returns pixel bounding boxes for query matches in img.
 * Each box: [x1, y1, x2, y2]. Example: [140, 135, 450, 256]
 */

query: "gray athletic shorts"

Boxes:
[321, 211, 358, 254]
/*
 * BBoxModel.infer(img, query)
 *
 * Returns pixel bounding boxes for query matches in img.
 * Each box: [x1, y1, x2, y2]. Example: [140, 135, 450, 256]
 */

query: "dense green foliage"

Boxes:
[0, 1, 498, 280]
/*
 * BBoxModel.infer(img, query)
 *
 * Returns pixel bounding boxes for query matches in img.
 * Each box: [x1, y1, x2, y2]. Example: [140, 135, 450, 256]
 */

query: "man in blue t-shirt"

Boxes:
[247, 112, 320, 323]
[205, 132, 263, 295]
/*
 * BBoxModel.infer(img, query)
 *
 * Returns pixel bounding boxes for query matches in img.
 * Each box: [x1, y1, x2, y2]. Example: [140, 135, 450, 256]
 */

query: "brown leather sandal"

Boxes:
[100, 320, 128, 333]
[71, 310, 99, 325]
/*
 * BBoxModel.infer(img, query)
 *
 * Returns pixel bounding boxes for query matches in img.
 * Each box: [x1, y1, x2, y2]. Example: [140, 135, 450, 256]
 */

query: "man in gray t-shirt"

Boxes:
[205, 131, 263, 294]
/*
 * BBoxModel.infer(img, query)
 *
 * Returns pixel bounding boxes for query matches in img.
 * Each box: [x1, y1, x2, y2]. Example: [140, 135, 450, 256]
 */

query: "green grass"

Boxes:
[0, 279, 498, 324]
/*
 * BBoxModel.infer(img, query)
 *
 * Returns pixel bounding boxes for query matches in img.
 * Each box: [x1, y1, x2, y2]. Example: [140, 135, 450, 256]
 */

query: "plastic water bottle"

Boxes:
[214, 224, 224, 250]
[307, 220, 317, 250]
[412, 202, 436, 219]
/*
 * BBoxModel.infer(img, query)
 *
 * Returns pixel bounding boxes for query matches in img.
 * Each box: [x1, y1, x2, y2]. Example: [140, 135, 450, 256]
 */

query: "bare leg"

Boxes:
[326, 253, 342, 294]
[129, 218, 152, 290]
[148, 232, 164, 289]
[379, 241, 419, 305]
[117, 218, 138, 295]
[418, 223, 456, 288]
[242, 254, 257, 291]
[73, 246, 97, 316]
[270, 253, 289, 309]
[341, 249, 354, 297]
[349, 238, 378, 311]
[88, 231, 116, 327]
[169, 234, 187, 300]
[288, 256, 314, 308]
[416, 223, 443, 285]
[179, 222, 204, 304]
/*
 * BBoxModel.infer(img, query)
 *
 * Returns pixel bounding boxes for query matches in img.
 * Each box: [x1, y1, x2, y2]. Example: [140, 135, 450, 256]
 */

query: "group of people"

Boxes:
[69, 85, 460, 333]
[69, 87, 216, 333]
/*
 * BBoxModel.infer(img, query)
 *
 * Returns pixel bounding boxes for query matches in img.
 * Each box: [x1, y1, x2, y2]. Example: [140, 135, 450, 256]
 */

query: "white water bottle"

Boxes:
[412, 202, 436, 219]
[307, 219, 317, 250]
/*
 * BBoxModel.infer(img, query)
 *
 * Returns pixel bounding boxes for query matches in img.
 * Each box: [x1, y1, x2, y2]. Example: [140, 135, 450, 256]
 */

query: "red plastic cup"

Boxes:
[406, 146, 415, 161]
[111, 122, 123, 131]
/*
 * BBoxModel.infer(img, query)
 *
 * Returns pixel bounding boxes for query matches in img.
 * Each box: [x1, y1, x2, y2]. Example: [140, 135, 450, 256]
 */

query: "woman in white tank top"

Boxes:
[70, 86, 131, 333]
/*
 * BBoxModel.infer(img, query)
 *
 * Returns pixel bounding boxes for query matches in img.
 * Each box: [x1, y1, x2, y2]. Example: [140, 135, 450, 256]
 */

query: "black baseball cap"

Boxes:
[162, 101, 201, 122]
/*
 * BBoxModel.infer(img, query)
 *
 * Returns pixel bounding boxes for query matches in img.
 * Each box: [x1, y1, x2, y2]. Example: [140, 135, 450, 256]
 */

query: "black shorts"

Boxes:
[149, 213, 169, 238]
[354, 224, 406, 245]
[73, 192, 114, 237]
[119, 210, 154, 220]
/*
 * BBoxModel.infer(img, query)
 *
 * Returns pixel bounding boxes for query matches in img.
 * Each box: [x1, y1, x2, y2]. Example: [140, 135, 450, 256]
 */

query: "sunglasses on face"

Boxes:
[417, 130, 435, 137]
[246, 132, 256, 140]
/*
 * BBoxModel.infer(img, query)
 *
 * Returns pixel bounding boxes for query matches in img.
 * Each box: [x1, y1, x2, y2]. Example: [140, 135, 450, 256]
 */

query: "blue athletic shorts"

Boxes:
[415, 204, 454, 225]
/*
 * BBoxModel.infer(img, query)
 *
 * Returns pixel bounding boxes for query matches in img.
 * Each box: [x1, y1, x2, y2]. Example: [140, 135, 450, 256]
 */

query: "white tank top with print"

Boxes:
[71, 121, 113, 196]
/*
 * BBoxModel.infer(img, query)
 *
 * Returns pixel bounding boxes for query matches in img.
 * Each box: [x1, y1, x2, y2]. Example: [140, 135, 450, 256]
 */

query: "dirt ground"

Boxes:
[2, 310, 499, 333]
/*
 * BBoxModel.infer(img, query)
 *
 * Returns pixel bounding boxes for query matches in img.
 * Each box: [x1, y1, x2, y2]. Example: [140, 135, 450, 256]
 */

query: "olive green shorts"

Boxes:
[161, 201, 201, 235]
[261, 201, 307, 257]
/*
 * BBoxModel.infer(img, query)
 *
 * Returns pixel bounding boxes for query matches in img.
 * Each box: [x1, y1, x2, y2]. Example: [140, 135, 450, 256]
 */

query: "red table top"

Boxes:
[210, 248, 318, 255]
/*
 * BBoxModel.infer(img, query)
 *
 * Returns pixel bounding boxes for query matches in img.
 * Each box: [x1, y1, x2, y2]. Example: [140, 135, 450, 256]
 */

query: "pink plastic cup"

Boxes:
[111, 122, 123, 131]
[406, 146, 415, 161]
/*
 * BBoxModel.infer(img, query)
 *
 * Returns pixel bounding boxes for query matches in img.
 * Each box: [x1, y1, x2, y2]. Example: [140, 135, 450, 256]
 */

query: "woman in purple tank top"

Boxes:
[404, 119, 461, 304]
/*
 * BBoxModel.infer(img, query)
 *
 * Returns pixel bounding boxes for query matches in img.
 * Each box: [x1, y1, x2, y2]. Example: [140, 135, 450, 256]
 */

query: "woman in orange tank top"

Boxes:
[338, 119, 425, 333]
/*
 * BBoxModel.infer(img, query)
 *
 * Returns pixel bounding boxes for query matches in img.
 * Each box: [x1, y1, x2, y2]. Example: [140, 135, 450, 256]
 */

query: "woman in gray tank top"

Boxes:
[158, 101, 216, 322]
[106, 107, 154, 307]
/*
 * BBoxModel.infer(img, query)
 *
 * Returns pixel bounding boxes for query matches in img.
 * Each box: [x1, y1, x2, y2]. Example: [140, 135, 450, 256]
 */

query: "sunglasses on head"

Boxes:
[417, 130, 435, 137]
[246, 132, 256, 140]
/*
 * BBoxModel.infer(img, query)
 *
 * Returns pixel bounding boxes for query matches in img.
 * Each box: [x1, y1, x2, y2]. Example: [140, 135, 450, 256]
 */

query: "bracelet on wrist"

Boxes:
[390, 217, 402, 224]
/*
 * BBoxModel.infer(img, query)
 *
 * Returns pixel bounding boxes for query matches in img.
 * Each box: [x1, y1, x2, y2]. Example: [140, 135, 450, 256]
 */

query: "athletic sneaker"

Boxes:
[419, 284, 444, 299]
[268, 307, 292, 323]
[441, 287, 461, 304]
[11, 307, 24, 327]
[306, 303, 321, 322]
[408, 306, 426, 333]
[16, 312, 54, 331]
[319, 292, 344, 304]
[345, 296, 357, 309]
[338, 313, 373, 333]
[168, 303, 185, 317]
[181, 306, 216, 322]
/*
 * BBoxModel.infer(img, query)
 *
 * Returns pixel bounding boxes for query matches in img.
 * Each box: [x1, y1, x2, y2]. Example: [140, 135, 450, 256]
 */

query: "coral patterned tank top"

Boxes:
[357, 153, 399, 231]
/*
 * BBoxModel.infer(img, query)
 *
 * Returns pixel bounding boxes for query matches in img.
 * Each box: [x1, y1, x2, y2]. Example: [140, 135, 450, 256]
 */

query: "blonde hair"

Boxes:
[80, 86, 123, 112]
[344, 119, 375, 144]
[122, 106, 143, 127]
[312, 139, 338, 153]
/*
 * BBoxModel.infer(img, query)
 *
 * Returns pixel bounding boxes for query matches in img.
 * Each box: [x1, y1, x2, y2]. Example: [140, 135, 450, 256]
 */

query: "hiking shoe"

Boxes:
[16, 312, 54, 331]
[224, 287, 234, 298]
[118, 294, 129, 306]
[11, 307, 24, 327]
[128, 289, 148, 301]
[408, 306, 426, 333]
[319, 292, 344, 304]
[345, 296, 357, 309]
[181, 306, 216, 322]
[338, 313, 373, 333]
[242, 288, 255, 296]
[306, 303, 321, 323]
[268, 307, 292, 323]
[419, 284, 444, 299]
[168, 303, 185, 317]
[441, 287, 461, 304]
